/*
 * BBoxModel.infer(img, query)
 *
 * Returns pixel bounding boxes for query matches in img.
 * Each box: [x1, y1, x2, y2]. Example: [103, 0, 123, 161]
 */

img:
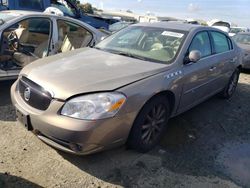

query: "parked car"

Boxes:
[0, 10, 105, 80]
[233, 32, 250, 69]
[208, 19, 231, 33]
[0, 0, 111, 30]
[229, 27, 250, 37]
[11, 22, 242, 155]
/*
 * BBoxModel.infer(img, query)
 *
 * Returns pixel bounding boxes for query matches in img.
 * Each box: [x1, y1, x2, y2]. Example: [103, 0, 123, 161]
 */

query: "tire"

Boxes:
[220, 68, 240, 99]
[127, 95, 170, 153]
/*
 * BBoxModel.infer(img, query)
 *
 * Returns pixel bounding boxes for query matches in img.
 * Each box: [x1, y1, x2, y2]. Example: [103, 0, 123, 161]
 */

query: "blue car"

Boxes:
[0, 0, 111, 30]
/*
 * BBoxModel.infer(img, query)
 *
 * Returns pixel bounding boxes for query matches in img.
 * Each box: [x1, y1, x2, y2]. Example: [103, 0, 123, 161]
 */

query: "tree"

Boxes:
[70, 0, 80, 5]
[79, 3, 94, 14]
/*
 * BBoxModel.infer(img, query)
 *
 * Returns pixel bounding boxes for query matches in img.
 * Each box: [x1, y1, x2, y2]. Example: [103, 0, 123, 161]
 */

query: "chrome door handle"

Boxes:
[230, 57, 237, 63]
[209, 66, 217, 71]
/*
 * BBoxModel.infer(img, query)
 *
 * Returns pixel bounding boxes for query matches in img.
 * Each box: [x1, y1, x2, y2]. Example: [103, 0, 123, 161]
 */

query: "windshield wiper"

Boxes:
[102, 49, 148, 61]
[93, 47, 152, 62]
[116, 51, 148, 61]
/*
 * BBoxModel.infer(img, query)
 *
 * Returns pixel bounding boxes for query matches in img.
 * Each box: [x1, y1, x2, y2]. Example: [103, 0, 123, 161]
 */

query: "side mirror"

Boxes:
[188, 50, 201, 63]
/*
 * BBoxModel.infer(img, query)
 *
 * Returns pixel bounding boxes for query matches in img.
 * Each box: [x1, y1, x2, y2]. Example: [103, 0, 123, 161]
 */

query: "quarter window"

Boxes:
[210, 31, 230, 53]
[189, 31, 212, 58]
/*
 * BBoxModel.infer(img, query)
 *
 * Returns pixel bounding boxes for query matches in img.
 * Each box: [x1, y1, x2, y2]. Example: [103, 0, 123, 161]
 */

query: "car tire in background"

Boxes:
[127, 95, 170, 152]
[220, 68, 240, 99]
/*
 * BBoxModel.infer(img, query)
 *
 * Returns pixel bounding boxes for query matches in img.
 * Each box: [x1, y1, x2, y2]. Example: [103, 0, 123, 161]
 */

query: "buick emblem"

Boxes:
[24, 87, 31, 101]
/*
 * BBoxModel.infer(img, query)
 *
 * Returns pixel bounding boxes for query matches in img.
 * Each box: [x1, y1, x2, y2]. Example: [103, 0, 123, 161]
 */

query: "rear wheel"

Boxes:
[220, 68, 240, 99]
[127, 96, 170, 152]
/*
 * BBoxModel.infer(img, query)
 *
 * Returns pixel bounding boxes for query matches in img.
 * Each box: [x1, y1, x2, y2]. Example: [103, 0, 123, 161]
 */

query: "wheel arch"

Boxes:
[126, 89, 176, 148]
[127, 90, 176, 135]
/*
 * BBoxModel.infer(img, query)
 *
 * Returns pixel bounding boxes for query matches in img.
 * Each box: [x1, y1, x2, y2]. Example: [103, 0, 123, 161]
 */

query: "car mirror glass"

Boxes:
[185, 50, 201, 64]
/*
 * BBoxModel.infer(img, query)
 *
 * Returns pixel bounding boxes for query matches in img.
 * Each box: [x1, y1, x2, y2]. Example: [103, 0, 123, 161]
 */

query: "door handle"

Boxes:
[209, 66, 217, 71]
[230, 57, 237, 63]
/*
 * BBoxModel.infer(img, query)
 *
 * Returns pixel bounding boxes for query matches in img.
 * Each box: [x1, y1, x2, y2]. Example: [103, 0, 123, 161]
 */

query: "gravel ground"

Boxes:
[0, 71, 250, 188]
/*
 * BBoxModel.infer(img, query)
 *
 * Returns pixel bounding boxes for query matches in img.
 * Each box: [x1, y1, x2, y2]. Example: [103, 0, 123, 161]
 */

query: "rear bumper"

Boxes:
[243, 56, 250, 69]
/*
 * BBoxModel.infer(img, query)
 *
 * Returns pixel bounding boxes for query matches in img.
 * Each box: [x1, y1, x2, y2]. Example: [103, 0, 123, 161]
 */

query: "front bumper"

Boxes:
[11, 81, 135, 155]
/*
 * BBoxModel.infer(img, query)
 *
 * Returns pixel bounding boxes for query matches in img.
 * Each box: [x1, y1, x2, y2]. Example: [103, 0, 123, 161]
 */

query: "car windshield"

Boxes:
[109, 22, 131, 32]
[96, 26, 186, 64]
[0, 12, 16, 25]
[233, 34, 250, 45]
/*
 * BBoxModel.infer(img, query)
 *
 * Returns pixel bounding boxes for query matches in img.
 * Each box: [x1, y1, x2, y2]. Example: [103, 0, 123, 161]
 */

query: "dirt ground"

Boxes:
[0, 71, 250, 188]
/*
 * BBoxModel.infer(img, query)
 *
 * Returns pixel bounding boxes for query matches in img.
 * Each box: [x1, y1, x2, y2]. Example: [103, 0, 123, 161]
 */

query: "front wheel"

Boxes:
[220, 68, 240, 99]
[127, 96, 170, 152]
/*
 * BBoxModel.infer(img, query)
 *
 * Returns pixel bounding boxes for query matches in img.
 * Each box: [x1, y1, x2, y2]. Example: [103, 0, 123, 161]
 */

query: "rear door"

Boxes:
[209, 31, 237, 88]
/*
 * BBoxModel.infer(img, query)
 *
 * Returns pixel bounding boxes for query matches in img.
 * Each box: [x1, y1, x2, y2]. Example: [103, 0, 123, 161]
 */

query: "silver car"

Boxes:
[0, 10, 104, 80]
[232, 32, 250, 69]
[11, 22, 242, 155]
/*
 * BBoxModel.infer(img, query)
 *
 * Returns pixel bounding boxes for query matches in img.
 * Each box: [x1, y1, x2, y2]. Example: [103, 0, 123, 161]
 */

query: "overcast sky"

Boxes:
[80, 0, 250, 27]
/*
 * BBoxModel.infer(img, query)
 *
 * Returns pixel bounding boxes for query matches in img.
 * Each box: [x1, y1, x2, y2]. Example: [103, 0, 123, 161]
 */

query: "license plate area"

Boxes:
[16, 109, 33, 131]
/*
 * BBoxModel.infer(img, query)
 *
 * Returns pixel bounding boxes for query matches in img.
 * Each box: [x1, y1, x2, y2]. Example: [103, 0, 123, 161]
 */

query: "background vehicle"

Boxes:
[208, 19, 231, 33]
[0, 10, 105, 80]
[229, 27, 250, 37]
[0, 0, 111, 30]
[11, 23, 242, 155]
[233, 32, 250, 69]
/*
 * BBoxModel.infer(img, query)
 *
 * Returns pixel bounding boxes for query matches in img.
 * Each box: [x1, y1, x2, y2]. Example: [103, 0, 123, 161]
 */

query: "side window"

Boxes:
[210, 31, 230, 54]
[57, 20, 92, 53]
[28, 19, 50, 35]
[189, 31, 212, 58]
[19, 0, 44, 10]
[1, 18, 51, 66]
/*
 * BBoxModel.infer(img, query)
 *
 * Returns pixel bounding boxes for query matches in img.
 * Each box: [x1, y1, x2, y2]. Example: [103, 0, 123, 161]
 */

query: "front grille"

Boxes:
[18, 77, 52, 111]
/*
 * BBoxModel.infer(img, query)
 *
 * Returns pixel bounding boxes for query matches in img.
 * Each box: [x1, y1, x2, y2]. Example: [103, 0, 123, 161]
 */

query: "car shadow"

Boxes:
[59, 81, 250, 187]
[0, 80, 16, 121]
[0, 172, 42, 188]
[241, 68, 250, 74]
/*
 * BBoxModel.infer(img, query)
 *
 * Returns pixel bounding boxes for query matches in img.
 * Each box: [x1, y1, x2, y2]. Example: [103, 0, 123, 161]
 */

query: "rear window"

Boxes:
[19, 0, 44, 10]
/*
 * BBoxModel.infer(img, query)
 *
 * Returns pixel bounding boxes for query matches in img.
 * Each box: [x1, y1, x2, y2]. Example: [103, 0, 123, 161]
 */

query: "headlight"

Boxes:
[61, 92, 126, 120]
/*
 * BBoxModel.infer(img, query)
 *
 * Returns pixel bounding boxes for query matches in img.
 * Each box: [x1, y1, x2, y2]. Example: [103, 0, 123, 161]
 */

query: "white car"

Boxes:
[0, 10, 105, 80]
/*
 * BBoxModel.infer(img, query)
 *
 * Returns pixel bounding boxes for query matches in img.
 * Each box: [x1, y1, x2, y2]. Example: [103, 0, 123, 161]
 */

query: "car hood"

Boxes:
[21, 48, 168, 100]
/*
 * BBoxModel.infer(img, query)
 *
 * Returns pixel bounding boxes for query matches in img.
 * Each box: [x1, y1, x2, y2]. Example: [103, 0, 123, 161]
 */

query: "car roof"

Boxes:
[1, 10, 62, 19]
[133, 21, 204, 32]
